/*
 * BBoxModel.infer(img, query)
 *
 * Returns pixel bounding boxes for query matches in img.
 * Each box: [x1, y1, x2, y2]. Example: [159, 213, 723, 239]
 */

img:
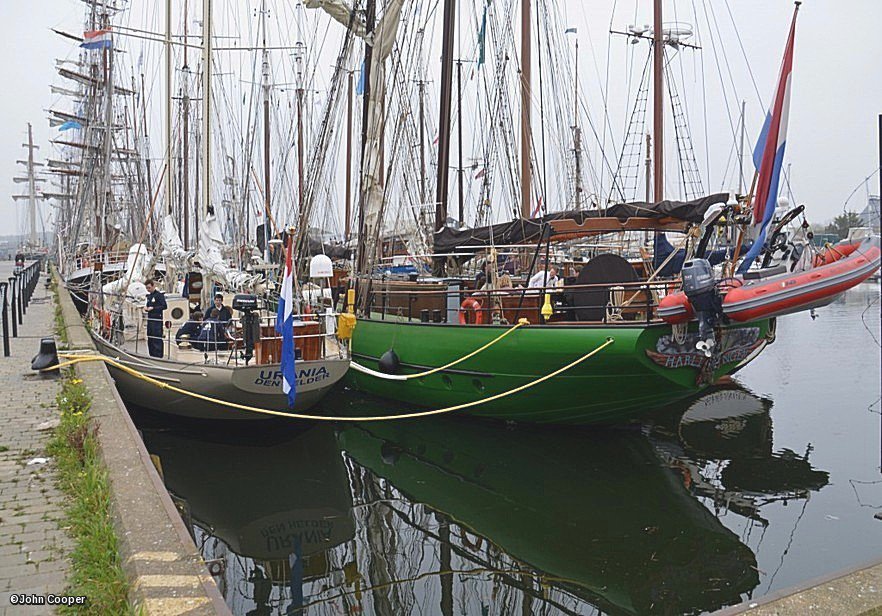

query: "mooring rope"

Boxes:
[350, 318, 530, 381]
[46, 337, 615, 422]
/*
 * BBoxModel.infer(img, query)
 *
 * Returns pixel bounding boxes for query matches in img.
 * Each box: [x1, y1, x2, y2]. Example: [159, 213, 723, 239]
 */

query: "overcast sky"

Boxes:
[1, 0, 880, 239]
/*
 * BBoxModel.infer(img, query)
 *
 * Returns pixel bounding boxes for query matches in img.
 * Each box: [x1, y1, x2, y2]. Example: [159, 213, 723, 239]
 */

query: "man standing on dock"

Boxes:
[143, 278, 167, 358]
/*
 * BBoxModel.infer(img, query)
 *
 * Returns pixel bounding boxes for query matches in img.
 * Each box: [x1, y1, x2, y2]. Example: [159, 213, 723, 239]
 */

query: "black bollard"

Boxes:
[8, 278, 17, 338]
[31, 337, 59, 371]
[16, 274, 23, 323]
[0, 282, 9, 357]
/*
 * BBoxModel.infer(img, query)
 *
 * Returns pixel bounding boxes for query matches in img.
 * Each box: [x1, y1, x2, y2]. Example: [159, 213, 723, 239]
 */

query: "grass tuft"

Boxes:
[48, 376, 134, 615]
[49, 274, 135, 614]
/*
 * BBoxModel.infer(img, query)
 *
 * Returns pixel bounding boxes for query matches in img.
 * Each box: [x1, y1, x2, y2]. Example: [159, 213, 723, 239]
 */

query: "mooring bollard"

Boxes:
[15, 274, 23, 324]
[8, 277, 17, 338]
[0, 282, 9, 357]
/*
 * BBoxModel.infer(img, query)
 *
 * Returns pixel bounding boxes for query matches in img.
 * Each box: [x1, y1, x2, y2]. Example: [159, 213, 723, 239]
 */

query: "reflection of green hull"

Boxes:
[348, 317, 772, 424]
[338, 418, 759, 615]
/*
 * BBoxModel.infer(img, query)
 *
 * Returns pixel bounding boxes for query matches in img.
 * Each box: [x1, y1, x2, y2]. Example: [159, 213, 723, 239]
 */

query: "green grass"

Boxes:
[48, 276, 135, 614]
[48, 375, 134, 615]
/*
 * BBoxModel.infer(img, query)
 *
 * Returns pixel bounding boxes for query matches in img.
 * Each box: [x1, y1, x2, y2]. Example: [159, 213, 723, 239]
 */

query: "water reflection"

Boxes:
[648, 386, 829, 526]
[139, 380, 838, 616]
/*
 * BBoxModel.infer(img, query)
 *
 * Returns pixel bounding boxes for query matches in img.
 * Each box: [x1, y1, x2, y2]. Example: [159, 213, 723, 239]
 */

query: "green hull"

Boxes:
[348, 317, 773, 424]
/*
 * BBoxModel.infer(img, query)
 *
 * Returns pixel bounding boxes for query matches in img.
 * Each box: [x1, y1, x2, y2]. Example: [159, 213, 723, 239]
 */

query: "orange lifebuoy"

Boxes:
[459, 298, 484, 324]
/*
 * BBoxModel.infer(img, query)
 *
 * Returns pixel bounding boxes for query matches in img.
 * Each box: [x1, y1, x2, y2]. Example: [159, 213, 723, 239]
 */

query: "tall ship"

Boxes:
[299, 0, 879, 424]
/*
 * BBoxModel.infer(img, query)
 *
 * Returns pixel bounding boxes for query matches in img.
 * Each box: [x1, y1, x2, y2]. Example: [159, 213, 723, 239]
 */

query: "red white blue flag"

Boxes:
[738, 5, 799, 274]
[80, 29, 112, 50]
[275, 237, 296, 407]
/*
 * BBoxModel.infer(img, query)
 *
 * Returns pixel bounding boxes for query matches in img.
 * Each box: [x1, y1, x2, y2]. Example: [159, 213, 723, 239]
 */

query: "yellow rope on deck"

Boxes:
[46, 337, 614, 422]
[352, 318, 530, 381]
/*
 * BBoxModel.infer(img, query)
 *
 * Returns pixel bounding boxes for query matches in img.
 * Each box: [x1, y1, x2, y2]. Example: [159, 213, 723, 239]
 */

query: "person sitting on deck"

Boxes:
[191, 316, 229, 353]
[528, 266, 559, 290]
[175, 311, 203, 347]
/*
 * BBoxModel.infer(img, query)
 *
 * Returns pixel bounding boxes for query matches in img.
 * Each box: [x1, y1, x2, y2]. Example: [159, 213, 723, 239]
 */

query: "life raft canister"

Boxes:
[459, 298, 484, 325]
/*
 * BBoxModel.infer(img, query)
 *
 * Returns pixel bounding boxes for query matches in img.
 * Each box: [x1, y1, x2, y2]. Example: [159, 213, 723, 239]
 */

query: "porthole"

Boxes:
[171, 307, 184, 320]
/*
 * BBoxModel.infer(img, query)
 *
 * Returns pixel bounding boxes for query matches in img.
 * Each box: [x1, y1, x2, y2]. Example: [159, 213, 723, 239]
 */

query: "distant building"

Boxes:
[860, 195, 880, 232]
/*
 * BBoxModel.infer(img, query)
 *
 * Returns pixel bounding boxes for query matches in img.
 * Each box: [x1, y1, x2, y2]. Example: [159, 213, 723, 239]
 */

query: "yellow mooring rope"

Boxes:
[46, 337, 615, 422]
[351, 318, 530, 381]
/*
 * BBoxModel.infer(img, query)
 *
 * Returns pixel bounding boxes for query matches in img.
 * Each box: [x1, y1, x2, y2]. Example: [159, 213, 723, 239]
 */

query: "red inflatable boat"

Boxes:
[659, 237, 880, 324]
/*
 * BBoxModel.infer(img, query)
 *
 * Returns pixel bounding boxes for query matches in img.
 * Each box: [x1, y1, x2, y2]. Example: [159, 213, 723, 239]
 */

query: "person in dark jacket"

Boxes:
[143, 278, 167, 358]
[175, 311, 203, 347]
[206, 293, 233, 324]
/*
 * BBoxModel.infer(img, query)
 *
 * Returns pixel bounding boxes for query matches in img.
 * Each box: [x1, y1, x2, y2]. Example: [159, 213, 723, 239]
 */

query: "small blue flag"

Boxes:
[355, 59, 366, 95]
[59, 121, 82, 131]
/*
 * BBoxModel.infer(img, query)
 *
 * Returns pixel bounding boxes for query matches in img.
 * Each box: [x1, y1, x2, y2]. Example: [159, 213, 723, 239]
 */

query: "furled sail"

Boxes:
[197, 214, 258, 290]
[306, 0, 405, 275]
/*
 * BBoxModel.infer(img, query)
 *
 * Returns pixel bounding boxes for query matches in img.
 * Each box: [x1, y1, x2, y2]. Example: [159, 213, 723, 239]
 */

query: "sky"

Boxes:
[1, 0, 880, 239]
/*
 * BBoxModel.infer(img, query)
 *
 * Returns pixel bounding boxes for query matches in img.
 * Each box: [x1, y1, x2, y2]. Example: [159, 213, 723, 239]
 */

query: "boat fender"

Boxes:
[459, 298, 484, 325]
[380, 442, 402, 465]
[378, 349, 401, 375]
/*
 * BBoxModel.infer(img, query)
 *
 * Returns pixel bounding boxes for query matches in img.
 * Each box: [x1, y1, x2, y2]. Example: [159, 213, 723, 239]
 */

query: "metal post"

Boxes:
[0, 282, 9, 357]
[8, 278, 18, 337]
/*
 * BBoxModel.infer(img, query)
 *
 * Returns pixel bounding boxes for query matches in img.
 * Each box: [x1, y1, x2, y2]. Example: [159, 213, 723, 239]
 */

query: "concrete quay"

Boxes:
[0, 261, 70, 615]
[0, 260, 229, 615]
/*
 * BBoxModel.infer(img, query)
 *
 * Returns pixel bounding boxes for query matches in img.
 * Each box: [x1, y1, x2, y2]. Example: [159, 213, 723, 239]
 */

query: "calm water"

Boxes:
[134, 283, 881, 616]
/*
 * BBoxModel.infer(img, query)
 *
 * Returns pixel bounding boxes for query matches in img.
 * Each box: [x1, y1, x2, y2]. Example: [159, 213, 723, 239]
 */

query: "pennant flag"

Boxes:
[474, 167, 486, 179]
[355, 59, 366, 95]
[737, 6, 798, 274]
[477, 6, 488, 66]
[531, 196, 542, 218]
[58, 121, 82, 131]
[565, 27, 578, 34]
[275, 238, 297, 407]
[80, 29, 112, 50]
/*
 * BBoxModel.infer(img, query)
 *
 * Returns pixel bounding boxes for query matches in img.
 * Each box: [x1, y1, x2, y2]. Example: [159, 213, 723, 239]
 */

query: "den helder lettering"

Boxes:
[253, 366, 331, 388]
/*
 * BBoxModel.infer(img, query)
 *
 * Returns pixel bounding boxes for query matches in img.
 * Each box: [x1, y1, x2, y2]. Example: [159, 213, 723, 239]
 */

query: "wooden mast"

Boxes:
[435, 0, 455, 233]
[345, 70, 353, 241]
[432, 0, 456, 275]
[165, 0, 174, 218]
[200, 0, 212, 234]
[652, 0, 664, 202]
[182, 0, 191, 248]
[261, 0, 271, 262]
[520, 0, 532, 218]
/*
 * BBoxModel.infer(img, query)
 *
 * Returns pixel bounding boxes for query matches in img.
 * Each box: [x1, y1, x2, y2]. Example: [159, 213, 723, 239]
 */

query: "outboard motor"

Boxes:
[681, 258, 723, 357]
[233, 294, 260, 365]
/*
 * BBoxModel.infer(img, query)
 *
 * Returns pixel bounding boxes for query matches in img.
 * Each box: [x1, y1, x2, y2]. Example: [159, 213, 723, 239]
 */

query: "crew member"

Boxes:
[175, 310, 203, 347]
[143, 278, 167, 358]
[206, 292, 232, 324]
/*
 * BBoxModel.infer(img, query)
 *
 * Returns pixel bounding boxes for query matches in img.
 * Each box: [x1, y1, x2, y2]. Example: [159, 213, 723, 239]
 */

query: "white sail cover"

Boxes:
[102, 244, 151, 301]
[160, 214, 192, 268]
[197, 213, 257, 290]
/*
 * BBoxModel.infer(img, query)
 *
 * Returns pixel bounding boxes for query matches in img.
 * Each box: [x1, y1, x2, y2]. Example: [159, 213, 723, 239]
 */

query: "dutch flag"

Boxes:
[275, 237, 297, 407]
[80, 29, 112, 50]
[738, 6, 799, 274]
